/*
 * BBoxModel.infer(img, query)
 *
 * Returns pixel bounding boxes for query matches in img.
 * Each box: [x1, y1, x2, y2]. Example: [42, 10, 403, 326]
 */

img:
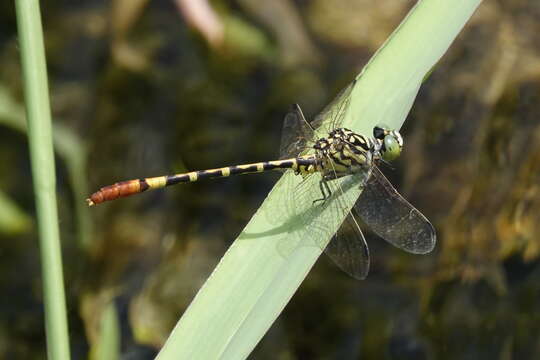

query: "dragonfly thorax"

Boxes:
[313, 128, 374, 179]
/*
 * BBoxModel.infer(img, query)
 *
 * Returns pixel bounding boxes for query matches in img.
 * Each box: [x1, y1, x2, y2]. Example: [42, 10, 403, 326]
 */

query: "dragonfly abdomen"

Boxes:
[86, 178, 157, 206]
[86, 157, 318, 206]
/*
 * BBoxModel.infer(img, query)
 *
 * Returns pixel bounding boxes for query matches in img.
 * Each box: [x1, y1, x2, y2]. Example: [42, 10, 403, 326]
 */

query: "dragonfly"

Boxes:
[87, 79, 436, 279]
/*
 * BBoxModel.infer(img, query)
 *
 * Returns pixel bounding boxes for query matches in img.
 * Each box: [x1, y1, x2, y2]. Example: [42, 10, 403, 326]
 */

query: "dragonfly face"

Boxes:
[373, 125, 403, 162]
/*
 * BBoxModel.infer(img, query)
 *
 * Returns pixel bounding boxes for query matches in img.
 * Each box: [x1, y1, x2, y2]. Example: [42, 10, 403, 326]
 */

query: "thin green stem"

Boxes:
[15, 0, 71, 359]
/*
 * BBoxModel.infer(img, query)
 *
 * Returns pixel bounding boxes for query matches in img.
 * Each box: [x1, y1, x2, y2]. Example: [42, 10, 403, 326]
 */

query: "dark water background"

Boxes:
[1, 1, 539, 359]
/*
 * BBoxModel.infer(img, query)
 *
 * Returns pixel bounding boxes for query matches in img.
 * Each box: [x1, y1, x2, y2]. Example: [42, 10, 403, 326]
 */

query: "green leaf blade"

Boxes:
[156, 1, 483, 359]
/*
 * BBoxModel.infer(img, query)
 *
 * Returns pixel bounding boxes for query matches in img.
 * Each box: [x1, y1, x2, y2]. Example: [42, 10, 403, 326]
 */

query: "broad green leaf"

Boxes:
[157, 1, 482, 359]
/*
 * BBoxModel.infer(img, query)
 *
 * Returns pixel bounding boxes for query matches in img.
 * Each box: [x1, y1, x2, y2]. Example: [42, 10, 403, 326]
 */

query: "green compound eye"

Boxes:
[382, 134, 401, 161]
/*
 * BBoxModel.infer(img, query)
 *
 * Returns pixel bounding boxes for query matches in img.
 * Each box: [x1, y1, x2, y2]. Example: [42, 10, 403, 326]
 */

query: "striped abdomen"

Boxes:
[86, 157, 318, 206]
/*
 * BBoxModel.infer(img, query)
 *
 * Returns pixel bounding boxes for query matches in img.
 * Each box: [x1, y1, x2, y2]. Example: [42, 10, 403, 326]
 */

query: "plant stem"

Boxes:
[15, 0, 71, 358]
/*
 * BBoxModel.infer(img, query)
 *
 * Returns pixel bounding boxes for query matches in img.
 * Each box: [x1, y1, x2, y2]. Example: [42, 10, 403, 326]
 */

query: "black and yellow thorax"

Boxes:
[295, 128, 375, 180]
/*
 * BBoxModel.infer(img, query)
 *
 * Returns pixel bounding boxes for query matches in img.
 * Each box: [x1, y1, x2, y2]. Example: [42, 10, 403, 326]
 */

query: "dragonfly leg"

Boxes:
[313, 180, 332, 204]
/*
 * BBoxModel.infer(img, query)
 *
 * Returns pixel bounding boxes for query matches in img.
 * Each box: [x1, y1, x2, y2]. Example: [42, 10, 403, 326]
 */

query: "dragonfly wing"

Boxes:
[279, 168, 370, 279]
[279, 104, 315, 159]
[355, 166, 436, 254]
[311, 79, 356, 133]
[324, 211, 370, 280]
[280, 79, 357, 159]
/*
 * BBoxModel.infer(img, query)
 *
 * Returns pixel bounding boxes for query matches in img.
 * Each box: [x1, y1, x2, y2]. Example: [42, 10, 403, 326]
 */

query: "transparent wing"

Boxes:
[279, 79, 357, 159]
[276, 161, 371, 279]
[273, 79, 372, 279]
[324, 210, 370, 280]
[279, 104, 315, 159]
[355, 166, 436, 254]
[311, 79, 356, 134]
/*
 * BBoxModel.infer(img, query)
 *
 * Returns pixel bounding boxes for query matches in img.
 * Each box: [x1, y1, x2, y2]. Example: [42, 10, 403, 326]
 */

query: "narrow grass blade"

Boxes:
[15, 0, 71, 359]
[90, 301, 121, 360]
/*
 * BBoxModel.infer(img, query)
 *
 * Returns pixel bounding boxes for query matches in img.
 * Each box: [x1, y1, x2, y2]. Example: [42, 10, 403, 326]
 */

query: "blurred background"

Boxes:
[1, 0, 539, 359]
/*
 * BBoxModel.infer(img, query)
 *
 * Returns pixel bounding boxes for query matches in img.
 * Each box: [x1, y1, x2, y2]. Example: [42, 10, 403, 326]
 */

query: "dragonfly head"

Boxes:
[373, 124, 403, 161]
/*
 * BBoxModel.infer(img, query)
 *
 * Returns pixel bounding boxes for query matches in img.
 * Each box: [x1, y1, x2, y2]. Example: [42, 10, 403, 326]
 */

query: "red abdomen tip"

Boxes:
[86, 180, 143, 206]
